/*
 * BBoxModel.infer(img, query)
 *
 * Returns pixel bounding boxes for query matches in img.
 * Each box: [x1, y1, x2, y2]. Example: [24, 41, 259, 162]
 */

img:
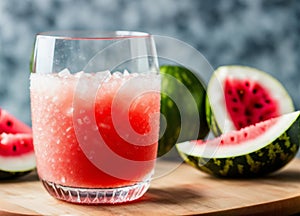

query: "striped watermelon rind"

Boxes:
[0, 170, 32, 180]
[176, 111, 300, 178]
[158, 65, 209, 157]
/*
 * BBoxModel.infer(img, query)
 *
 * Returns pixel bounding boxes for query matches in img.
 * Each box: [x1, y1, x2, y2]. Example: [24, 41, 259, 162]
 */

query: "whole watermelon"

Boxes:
[158, 65, 209, 157]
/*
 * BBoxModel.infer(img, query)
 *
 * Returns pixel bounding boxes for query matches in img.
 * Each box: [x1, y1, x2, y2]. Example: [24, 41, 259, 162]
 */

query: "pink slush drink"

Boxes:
[30, 70, 161, 188]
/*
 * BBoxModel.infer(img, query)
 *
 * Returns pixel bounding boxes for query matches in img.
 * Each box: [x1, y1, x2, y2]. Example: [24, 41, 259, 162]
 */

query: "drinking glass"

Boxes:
[30, 31, 161, 204]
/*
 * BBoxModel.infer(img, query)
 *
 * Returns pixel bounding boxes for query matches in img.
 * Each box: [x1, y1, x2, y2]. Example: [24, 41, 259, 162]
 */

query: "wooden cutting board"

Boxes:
[1, 159, 300, 216]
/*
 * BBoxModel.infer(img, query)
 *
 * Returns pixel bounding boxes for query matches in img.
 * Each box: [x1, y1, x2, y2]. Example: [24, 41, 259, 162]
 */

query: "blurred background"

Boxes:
[0, 0, 299, 126]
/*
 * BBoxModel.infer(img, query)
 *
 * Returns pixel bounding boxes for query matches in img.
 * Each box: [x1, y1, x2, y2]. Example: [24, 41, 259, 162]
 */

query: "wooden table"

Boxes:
[1, 159, 300, 215]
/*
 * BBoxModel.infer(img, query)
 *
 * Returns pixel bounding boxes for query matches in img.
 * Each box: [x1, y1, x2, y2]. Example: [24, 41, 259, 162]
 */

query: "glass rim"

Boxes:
[36, 30, 152, 40]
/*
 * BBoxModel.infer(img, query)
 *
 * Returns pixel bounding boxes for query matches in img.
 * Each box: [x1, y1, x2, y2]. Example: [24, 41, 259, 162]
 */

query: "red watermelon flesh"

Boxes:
[224, 78, 279, 130]
[195, 116, 277, 147]
[0, 108, 32, 134]
[0, 133, 33, 156]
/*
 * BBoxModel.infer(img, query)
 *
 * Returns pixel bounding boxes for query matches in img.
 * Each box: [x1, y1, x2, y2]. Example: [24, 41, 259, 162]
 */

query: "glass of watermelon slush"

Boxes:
[29, 31, 161, 204]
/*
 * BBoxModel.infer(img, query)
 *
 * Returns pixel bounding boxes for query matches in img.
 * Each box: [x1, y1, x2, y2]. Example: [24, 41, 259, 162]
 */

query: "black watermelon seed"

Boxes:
[238, 122, 243, 128]
[245, 109, 251, 116]
[6, 120, 13, 127]
[254, 103, 263, 108]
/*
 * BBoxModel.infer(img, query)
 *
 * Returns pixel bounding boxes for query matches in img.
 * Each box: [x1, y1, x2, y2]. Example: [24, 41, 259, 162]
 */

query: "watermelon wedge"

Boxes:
[176, 111, 300, 178]
[0, 133, 35, 179]
[0, 108, 35, 179]
[0, 109, 32, 134]
[206, 66, 294, 135]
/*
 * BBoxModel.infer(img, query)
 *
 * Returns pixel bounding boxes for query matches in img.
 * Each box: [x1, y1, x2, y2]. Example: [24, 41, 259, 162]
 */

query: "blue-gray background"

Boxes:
[0, 0, 300, 126]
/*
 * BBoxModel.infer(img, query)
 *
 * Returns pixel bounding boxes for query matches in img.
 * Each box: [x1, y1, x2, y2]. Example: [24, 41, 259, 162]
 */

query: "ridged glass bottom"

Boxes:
[42, 179, 150, 204]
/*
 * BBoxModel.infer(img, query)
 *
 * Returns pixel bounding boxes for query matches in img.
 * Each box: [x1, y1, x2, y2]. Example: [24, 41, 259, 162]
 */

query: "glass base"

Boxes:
[42, 179, 150, 204]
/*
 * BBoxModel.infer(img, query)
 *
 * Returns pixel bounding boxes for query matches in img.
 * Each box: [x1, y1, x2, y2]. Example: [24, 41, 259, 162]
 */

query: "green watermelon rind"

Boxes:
[0, 170, 33, 180]
[177, 112, 300, 178]
[0, 140, 36, 180]
[159, 93, 181, 156]
[206, 65, 295, 136]
[158, 65, 209, 157]
[205, 96, 221, 136]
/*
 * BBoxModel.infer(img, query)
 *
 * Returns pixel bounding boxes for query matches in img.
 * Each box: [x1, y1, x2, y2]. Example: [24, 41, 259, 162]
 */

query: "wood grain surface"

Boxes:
[1, 159, 300, 216]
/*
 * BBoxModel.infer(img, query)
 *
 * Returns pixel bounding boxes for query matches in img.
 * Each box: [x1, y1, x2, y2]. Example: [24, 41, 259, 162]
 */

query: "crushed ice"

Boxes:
[112, 71, 122, 78]
[66, 107, 74, 116]
[56, 68, 140, 80]
[58, 68, 71, 77]
[61, 176, 66, 184]
[77, 119, 83, 125]
[83, 116, 91, 124]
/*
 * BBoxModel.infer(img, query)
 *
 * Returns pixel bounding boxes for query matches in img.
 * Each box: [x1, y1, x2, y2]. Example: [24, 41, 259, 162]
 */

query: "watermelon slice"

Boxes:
[176, 111, 300, 178]
[0, 108, 35, 179]
[206, 66, 294, 135]
[0, 109, 32, 134]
